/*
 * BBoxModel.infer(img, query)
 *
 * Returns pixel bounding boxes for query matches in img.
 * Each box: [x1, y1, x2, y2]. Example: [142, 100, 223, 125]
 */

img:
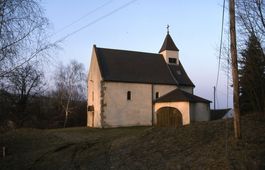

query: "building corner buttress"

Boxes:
[100, 81, 108, 128]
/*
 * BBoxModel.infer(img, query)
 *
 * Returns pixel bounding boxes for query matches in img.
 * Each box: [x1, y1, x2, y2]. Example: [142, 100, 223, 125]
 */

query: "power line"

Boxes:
[51, 0, 113, 37]
[216, 88, 233, 97]
[214, 0, 226, 110]
[215, 0, 226, 89]
[0, 1, 137, 76]
[58, 0, 137, 42]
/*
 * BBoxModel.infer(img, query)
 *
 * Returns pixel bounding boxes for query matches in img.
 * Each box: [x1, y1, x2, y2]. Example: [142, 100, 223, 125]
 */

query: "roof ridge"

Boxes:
[95, 46, 161, 56]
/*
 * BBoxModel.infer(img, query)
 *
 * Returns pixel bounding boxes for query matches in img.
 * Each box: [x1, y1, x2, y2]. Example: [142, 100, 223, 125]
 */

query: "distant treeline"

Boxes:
[0, 90, 86, 130]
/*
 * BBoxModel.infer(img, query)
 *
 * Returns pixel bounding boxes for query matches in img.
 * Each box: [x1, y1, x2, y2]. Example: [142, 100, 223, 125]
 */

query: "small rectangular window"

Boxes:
[169, 58, 177, 64]
[127, 91, 131, 100]
[155, 92, 159, 99]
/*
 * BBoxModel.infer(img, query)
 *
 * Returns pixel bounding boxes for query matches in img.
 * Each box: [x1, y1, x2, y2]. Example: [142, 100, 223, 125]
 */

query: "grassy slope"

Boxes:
[0, 114, 264, 170]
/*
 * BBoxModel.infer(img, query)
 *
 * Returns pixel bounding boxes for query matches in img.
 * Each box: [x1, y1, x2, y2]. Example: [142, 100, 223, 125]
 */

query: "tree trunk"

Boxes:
[63, 95, 71, 128]
[63, 110, 68, 128]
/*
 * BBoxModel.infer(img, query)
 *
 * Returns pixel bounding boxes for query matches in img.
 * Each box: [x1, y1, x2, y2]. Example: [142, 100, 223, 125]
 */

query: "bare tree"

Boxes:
[236, 0, 265, 43]
[2, 61, 46, 125]
[0, 0, 55, 78]
[219, 1, 265, 98]
[54, 60, 86, 128]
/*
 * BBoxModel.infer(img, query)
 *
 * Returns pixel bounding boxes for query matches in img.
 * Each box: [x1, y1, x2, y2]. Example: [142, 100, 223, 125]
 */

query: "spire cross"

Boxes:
[167, 24, 170, 34]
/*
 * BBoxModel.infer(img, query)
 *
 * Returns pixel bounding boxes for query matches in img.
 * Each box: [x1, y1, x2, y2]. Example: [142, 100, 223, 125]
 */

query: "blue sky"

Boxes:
[42, 0, 233, 109]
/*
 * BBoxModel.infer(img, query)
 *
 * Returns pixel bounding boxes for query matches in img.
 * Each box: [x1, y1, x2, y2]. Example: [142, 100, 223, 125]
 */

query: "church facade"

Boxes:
[87, 33, 211, 128]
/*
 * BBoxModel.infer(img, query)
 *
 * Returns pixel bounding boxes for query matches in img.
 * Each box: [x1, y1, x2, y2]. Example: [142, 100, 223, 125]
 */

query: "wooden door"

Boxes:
[156, 107, 183, 128]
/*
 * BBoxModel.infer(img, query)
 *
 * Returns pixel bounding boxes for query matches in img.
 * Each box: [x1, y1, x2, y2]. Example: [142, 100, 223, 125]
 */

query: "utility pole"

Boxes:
[229, 0, 241, 139]
[227, 58, 230, 109]
[213, 86, 216, 110]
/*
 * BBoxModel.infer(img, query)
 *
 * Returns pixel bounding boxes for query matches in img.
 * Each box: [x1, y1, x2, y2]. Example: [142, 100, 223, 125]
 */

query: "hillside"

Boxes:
[0, 114, 264, 170]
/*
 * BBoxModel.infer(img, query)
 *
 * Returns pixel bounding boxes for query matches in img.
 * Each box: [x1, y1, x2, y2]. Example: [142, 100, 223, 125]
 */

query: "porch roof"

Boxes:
[155, 89, 211, 103]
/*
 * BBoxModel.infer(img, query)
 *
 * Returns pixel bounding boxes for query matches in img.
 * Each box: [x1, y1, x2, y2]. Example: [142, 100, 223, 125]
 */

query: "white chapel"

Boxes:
[87, 31, 211, 128]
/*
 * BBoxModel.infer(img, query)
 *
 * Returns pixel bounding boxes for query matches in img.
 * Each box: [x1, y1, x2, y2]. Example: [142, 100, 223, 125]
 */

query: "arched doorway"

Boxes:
[156, 107, 183, 127]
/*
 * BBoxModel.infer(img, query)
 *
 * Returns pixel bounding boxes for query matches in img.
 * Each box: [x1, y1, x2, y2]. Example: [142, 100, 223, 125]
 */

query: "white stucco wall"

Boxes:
[154, 102, 190, 125]
[190, 103, 210, 121]
[153, 84, 177, 99]
[179, 86, 194, 94]
[87, 47, 103, 127]
[103, 82, 153, 127]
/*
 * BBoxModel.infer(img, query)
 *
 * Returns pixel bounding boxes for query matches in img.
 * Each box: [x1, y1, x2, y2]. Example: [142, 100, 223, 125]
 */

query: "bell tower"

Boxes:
[159, 25, 179, 65]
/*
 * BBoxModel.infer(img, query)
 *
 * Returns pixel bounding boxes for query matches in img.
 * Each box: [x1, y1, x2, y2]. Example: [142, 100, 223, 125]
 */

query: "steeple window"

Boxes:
[169, 58, 177, 64]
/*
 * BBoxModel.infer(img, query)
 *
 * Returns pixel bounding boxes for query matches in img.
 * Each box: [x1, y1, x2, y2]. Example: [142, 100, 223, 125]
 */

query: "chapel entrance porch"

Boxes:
[156, 107, 183, 128]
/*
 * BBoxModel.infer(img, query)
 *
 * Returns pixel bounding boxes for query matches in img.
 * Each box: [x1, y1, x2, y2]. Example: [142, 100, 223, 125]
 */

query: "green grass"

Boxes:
[0, 115, 264, 170]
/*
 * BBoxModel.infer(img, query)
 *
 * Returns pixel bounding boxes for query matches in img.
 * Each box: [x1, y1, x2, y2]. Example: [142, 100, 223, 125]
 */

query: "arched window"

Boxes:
[155, 92, 159, 99]
[127, 91, 131, 100]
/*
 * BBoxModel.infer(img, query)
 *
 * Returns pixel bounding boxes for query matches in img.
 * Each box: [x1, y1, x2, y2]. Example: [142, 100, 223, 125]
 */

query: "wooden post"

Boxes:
[229, 0, 241, 139]
[227, 58, 230, 108]
[213, 86, 216, 110]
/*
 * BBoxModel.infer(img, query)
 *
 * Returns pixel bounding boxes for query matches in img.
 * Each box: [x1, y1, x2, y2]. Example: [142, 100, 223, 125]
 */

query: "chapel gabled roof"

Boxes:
[94, 46, 178, 85]
[94, 46, 195, 87]
[168, 63, 195, 87]
[159, 33, 179, 53]
[155, 88, 211, 103]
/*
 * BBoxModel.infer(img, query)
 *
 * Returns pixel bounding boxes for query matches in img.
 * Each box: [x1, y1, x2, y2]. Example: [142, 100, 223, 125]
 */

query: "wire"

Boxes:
[216, 88, 233, 97]
[58, 0, 137, 42]
[215, 0, 226, 89]
[51, 0, 113, 37]
[0, 0, 137, 76]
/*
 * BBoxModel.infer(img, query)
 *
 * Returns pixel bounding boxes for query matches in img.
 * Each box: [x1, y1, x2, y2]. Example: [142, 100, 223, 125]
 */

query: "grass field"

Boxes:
[0, 114, 265, 170]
